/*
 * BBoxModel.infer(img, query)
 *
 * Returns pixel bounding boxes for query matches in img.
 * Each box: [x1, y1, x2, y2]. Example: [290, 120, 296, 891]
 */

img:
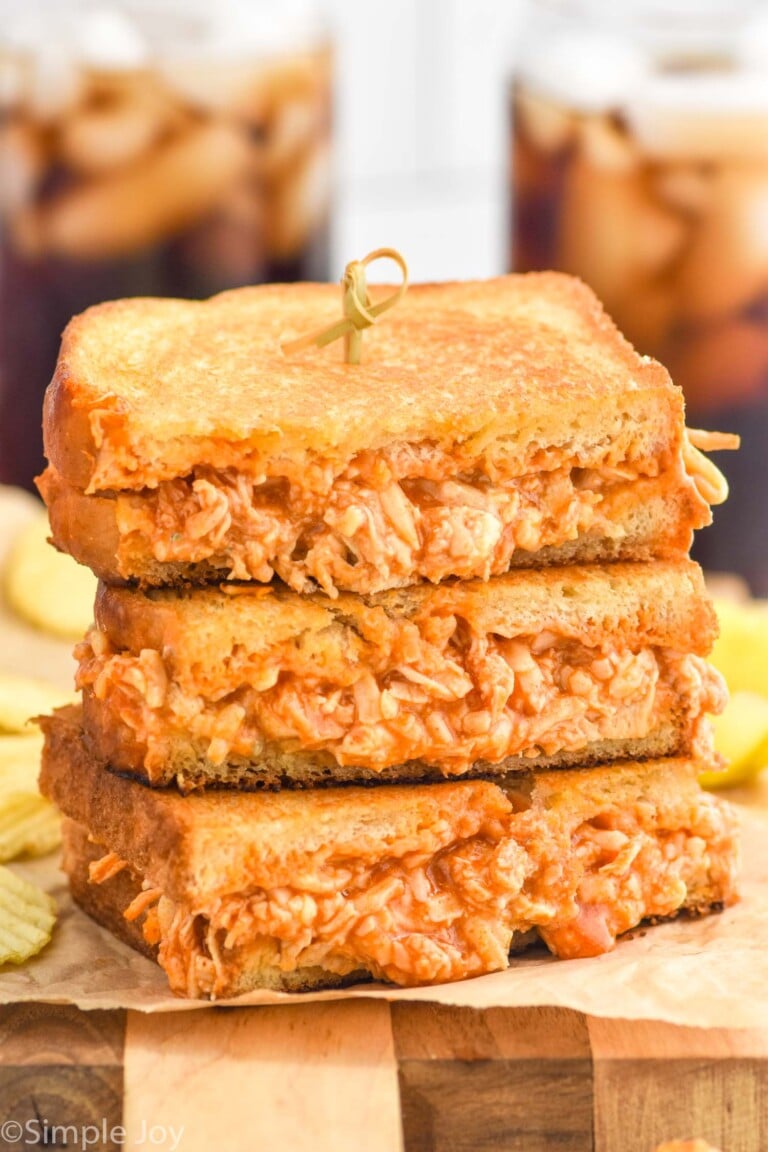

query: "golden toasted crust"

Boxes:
[61, 819, 369, 993]
[44, 273, 685, 492]
[94, 560, 717, 665]
[38, 467, 124, 581]
[42, 709, 187, 893]
[61, 818, 156, 960]
[40, 707, 514, 905]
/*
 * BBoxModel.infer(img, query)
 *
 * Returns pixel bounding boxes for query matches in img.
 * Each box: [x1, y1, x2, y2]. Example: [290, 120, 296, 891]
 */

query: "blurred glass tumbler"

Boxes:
[510, 0, 768, 592]
[0, 0, 333, 489]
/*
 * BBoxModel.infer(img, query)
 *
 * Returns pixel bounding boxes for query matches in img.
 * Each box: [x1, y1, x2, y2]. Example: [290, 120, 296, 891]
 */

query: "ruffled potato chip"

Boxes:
[700, 691, 768, 789]
[711, 598, 768, 697]
[0, 672, 77, 733]
[0, 864, 56, 966]
[0, 731, 44, 773]
[3, 510, 96, 640]
[701, 598, 768, 789]
[0, 795, 61, 861]
[0, 726, 61, 860]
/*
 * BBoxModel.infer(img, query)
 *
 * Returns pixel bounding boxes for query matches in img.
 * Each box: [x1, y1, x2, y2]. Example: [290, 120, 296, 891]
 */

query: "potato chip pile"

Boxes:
[703, 597, 768, 788]
[0, 672, 76, 965]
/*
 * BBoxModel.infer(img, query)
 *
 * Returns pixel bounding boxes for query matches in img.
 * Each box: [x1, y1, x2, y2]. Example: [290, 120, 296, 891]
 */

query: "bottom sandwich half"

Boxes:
[40, 707, 740, 1000]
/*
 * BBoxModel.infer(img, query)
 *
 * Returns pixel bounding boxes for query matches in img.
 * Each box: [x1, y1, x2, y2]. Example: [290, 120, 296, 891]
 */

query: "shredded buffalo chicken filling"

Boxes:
[113, 437, 704, 594]
[76, 618, 726, 774]
[90, 786, 737, 997]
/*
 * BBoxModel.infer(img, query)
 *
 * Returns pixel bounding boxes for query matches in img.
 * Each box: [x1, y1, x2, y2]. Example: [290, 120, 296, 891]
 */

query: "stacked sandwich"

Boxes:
[37, 273, 739, 999]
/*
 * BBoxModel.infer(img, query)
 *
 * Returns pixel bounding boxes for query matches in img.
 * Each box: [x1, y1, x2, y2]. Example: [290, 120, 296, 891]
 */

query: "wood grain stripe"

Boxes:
[0, 1005, 125, 1066]
[392, 1004, 591, 1059]
[123, 1001, 402, 1152]
[588, 1017, 768, 1058]
[393, 1005, 593, 1152]
[589, 1018, 768, 1152]
[0, 1006, 126, 1151]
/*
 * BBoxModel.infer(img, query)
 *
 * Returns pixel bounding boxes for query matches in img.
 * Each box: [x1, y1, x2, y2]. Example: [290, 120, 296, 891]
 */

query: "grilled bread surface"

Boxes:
[44, 273, 684, 492]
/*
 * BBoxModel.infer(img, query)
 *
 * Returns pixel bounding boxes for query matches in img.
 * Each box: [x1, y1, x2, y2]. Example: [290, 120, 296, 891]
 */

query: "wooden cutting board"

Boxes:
[0, 1002, 766, 1152]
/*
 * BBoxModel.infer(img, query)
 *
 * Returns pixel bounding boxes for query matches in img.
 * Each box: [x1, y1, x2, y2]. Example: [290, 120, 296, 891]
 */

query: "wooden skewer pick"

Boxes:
[281, 248, 409, 364]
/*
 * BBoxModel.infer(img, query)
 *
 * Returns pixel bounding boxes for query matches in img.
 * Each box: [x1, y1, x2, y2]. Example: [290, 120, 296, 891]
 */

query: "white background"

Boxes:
[325, 0, 525, 281]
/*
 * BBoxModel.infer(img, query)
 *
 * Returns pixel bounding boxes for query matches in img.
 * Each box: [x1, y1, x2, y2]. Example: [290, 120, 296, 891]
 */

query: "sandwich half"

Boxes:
[42, 707, 739, 999]
[38, 273, 725, 593]
[75, 560, 726, 791]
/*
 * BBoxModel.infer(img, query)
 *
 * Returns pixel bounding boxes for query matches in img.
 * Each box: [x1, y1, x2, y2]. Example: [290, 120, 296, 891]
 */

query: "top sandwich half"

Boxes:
[39, 272, 727, 594]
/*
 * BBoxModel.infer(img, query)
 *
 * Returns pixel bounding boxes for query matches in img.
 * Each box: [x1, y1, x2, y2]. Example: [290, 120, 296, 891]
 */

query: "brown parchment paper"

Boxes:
[1, 488, 766, 1025]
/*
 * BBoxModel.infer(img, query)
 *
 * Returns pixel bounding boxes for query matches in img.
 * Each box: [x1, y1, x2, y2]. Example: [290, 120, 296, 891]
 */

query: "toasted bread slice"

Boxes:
[43, 708, 739, 998]
[39, 274, 720, 593]
[74, 561, 725, 790]
[43, 274, 691, 491]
